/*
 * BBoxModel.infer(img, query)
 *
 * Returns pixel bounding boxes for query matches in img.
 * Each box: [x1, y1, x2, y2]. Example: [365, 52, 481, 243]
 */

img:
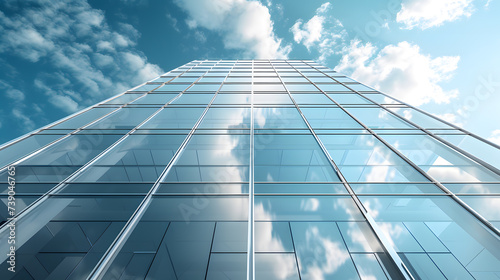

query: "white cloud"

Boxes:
[488, 130, 500, 145]
[12, 108, 35, 131]
[0, 0, 162, 115]
[335, 40, 460, 106]
[290, 2, 346, 64]
[397, 0, 474, 30]
[174, 0, 290, 58]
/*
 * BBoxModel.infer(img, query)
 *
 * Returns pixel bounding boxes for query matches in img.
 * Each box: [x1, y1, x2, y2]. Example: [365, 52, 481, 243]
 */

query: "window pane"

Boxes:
[381, 134, 500, 182]
[0, 196, 143, 279]
[198, 107, 250, 129]
[141, 107, 204, 129]
[319, 134, 429, 182]
[254, 134, 340, 182]
[164, 134, 250, 182]
[301, 107, 363, 129]
[73, 134, 185, 183]
[86, 108, 158, 130]
[345, 107, 415, 129]
[51, 107, 116, 129]
[254, 107, 306, 129]
[359, 196, 500, 279]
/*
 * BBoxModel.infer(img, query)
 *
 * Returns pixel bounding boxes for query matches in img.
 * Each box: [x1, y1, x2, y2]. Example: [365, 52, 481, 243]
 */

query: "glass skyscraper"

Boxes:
[0, 59, 499, 279]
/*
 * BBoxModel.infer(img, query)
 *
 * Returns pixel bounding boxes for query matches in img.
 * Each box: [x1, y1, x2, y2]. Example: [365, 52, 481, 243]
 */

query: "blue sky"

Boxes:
[1, 0, 499, 144]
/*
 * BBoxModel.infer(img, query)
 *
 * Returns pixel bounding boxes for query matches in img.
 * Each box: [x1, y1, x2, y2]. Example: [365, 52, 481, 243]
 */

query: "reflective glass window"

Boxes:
[319, 134, 429, 182]
[254, 107, 306, 129]
[381, 134, 500, 182]
[254, 134, 340, 182]
[198, 107, 250, 129]
[360, 196, 500, 279]
[164, 134, 250, 182]
[141, 107, 204, 129]
[344, 107, 416, 129]
[50, 108, 116, 129]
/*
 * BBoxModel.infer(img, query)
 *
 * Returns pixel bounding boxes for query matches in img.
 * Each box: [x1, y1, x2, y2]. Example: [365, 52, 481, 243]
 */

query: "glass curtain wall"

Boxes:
[0, 60, 499, 280]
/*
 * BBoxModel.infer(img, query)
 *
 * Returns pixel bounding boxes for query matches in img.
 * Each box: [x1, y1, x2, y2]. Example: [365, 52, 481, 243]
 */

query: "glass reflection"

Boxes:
[0, 196, 142, 279]
[198, 107, 250, 129]
[254, 134, 340, 182]
[360, 196, 500, 279]
[381, 134, 500, 182]
[72, 134, 185, 183]
[254, 107, 306, 129]
[291, 222, 359, 279]
[345, 107, 415, 129]
[319, 134, 428, 182]
[165, 134, 250, 182]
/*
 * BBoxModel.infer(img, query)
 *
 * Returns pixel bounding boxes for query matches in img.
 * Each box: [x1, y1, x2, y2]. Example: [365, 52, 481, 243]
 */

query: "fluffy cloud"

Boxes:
[488, 130, 500, 145]
[0, 0, 162, 116]
[397, 0, 474, 30]
[335, 40, 460, 106]
[290, 2, 346, 63]
[174, 0, 290, 58]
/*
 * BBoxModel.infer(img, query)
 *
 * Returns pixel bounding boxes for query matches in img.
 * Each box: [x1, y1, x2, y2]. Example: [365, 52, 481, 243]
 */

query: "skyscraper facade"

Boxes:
[0, 59, 499, 279]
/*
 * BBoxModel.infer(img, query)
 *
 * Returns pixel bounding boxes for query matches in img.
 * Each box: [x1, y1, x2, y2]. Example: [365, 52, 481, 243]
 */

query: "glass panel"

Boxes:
[348, 84, 376, 91]
[344, 107, 416, 129]
[131, 84, 161, 92]
[131, 93, 178, 105]
[361, 93, 400, 104]
[170, 93, 214, 105]
[254, 107, 306, 129]
[359, 196, 500, 279]
[254, 134, 340, 182]
[50, 107, 116, 129]
[154, 83, 191, 92]
[85, 107, 158, 130]
[255, 253, 299, 280]
[254, 93, 292, 105]
[198, 107, 250, 129]
[72, 134, 186, 183]
[290, 222, 360, 279]
[187, 83, 221, 92]
[301, 107, 363, 129]
[458, 196, 500, 226]
[164, 134, 250, 182]
[319, 134, 428, 182]
[213, 93, 251, 105]
[444, 183, 500, 194]
[219, 83, 251, 92]
[0, 196, 143, 279]
[255, 196, 363, 221]
[388, 107, 453, 129]
[439, 134, 500, 171]
[104, 93, 144, 105]
[328, 93, 374, 105]
[255, 183, 348, 194]
[350, 183, 443, 194]
[291, 93, 334, 105]
[0, 134, 62, 168]
[381, 134, 500, 182]
[141, 107, 204, 129]
[285, 83, 319, 92]
[0, 134, 121, 183]
[318, 83, 352, 92]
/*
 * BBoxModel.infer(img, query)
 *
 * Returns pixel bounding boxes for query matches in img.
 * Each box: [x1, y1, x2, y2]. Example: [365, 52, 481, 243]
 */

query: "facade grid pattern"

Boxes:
[0, 59, 499, 279]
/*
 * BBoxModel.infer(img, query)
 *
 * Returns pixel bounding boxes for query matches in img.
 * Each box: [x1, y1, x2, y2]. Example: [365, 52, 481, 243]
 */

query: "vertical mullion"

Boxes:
[247, 60, 255, 280]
